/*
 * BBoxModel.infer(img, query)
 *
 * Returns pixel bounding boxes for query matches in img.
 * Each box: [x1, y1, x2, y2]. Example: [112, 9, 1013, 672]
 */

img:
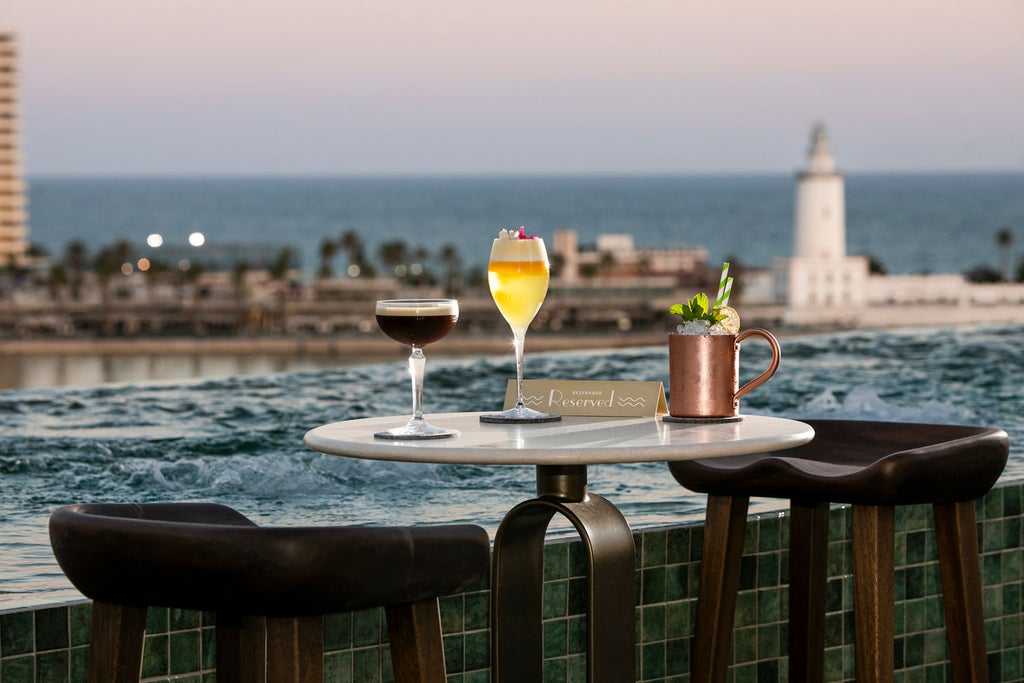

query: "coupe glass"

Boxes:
[374, 299, 460, 439]
[480, 233, 561, 423]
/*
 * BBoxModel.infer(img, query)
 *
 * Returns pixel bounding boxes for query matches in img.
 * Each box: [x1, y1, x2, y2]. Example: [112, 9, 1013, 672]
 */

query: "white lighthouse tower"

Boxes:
[773, 124, 868, 325]
[794, 124, 845, 260]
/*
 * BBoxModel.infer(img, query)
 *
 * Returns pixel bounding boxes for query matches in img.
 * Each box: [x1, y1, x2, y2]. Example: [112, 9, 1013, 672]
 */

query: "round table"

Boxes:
[304, 412, 814, 683]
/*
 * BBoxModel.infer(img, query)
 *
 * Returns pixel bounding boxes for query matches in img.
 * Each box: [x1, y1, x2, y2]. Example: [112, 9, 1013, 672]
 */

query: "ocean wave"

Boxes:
[785, 385, 979, 424]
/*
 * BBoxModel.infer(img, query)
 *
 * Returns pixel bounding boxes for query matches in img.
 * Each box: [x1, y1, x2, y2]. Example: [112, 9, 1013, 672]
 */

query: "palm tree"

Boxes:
[317, 239, 338, 280]
[465, 265, 486, 289]
[339, 229, 363, 258]
[64, 241, 89, 301]
[270, 247, 295, 283]
[411, 245, 429, 263]
[438, 243, 463, 295]
[93, 249, 120, 303]
[2, 253, 24, 288]
[232, 262, 251, 302]
[408, 245, 433, 285]
[996, 227, 1014, 282]
[177, 261, 205, 302]
[599, 251, 616, 275]
[94, 240, 135, 302]
[378, 240, 408, 277]
[143, 259, 169, 301]
[115, 240, 134, 262]
[339, 229, 369, 277]
[48, 263, 69, 302]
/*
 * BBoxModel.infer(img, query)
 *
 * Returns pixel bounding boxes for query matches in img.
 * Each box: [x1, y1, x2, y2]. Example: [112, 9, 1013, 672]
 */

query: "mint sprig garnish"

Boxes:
[670, 293, 727, 324]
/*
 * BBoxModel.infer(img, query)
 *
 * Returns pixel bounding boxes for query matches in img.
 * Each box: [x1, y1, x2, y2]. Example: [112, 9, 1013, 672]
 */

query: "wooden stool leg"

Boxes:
[692, 494, 750, 683]
[87, 601, 147, 683]
[216, 613, 267, 683]
[789, 500, 830, 683]
[934, 500, 990, 683]
[386, 599, 448, 683]
[265, 616, 324, 683]
[852, 505, 895, 683]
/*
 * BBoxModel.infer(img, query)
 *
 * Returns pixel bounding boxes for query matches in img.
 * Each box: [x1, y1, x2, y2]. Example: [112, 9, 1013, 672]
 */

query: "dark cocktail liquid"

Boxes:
[376, 312, 458, 347]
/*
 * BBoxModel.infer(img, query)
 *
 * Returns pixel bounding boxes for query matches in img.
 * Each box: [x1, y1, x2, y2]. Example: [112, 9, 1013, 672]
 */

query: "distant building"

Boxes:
[752, 124, 1024, 327]
[0, 32, 28, 266]
[551, 229, 707, 282]
[545, 230, 706, 329]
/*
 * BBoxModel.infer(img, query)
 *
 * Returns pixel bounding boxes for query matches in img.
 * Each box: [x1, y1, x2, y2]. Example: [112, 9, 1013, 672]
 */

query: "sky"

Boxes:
[2, 0, 1023, 176]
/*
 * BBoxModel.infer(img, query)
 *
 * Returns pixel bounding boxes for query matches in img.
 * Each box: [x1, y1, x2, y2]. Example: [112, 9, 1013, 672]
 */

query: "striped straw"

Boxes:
[714, 262, 730, 309]
[720, 277, 733, 308]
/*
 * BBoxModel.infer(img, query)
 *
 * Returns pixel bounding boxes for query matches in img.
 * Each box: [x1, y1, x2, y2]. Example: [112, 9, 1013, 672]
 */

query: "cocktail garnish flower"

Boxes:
[497, 227, 538, 240]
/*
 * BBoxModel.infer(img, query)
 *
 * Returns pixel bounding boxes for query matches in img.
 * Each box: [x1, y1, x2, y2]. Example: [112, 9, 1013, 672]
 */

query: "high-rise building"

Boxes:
[0, 31, 28, 266]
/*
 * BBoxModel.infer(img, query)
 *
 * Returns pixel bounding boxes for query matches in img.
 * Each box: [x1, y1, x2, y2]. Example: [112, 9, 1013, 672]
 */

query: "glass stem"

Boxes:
[513, 331, 526, 408]
[408, 346, 426, 422]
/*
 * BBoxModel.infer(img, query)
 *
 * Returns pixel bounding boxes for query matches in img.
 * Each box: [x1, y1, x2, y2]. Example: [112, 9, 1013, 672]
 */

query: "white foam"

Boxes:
[489, 237, 547, 262]
[374, 300, 458, 316]
[793, 385, 977, 424]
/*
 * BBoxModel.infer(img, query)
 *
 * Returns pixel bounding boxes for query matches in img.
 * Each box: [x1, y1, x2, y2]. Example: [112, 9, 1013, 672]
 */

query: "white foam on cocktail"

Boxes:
[375, 301, 458, 316]
[489, 238, 546, 262]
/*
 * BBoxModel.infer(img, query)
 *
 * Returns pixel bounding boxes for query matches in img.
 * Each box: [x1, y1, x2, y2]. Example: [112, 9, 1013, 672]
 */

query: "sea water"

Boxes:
[25, 173, 1024, 278]
[2, 323, 1022, 607]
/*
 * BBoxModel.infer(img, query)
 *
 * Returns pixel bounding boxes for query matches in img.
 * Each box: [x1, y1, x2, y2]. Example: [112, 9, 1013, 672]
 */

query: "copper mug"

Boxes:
[668, 328, 781, 418]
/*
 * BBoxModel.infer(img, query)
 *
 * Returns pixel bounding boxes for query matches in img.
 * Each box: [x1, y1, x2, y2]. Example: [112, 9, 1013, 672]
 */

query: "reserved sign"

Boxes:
[501, 380, 668, 417]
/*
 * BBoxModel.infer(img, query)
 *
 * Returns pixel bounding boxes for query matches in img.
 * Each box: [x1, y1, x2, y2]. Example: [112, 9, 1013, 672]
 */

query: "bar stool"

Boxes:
[668, 419, 1008, 683]
[49, 503, 490, 683]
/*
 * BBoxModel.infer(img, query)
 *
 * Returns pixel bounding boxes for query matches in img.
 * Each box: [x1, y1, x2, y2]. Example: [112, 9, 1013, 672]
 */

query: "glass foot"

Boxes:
[374, 420, 458, 440]
[480, 406, 562, 424]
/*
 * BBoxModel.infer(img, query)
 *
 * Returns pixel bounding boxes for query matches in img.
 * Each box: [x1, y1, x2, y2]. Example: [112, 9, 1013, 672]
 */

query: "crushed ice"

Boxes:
[675, 321, 730, 335]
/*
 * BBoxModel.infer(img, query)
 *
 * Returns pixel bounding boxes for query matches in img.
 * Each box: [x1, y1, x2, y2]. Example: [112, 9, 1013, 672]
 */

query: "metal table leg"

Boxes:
[491, 464, 636, 682]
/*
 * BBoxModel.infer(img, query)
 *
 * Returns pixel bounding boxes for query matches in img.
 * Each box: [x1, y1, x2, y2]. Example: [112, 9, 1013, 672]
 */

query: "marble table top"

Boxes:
[304, 412, 814, 466]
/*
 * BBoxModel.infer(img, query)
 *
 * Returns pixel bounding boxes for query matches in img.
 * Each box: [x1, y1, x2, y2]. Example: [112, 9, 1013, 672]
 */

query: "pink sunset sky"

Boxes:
[2, 0, 1022, 175]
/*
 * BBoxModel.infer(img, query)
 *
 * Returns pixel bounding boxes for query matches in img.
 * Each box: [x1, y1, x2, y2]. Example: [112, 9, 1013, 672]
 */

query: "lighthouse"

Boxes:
[771, 124, 868, 324]
[794, 124, 845, 260]
[752, 123, 1024, 328]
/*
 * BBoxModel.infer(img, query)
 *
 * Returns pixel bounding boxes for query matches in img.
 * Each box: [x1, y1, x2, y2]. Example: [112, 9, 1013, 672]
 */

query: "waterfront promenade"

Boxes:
[0, 329, 672, 360]
[5, 268, 1024, 373]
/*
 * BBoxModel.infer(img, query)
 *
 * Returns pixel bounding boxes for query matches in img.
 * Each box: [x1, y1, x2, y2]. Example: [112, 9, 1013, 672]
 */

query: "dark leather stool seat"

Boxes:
[669, 419, 1008, 683]
[50, 503, 490, 683]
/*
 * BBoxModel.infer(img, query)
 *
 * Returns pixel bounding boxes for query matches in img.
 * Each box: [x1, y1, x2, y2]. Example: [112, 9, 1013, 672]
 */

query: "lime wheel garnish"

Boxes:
[718, 306, 740, 333]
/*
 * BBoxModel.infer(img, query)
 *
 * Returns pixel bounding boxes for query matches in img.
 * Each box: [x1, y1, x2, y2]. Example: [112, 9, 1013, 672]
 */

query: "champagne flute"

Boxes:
[480, 228, 561, 423]
[374, 299, 460, 439]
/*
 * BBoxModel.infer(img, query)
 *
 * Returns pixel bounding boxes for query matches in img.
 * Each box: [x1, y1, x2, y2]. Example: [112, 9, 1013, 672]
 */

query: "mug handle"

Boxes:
[734, 328, 781, 400]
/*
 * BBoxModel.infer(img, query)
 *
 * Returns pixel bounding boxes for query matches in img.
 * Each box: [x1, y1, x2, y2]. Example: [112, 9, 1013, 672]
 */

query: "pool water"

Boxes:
[2, 323, 1022, 608]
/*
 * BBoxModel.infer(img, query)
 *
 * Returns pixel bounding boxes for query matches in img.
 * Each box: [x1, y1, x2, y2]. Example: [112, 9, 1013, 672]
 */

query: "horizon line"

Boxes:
[21, 168, 1024, 181]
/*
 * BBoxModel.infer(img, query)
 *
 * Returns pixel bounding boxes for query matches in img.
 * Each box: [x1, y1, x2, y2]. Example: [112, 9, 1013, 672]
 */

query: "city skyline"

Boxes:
[2, 0, 1023, 176]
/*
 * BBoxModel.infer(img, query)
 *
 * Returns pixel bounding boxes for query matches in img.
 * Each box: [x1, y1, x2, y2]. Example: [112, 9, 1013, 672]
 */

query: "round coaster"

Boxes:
[479, 415, 562, 424]
[661, 415, 744, 424]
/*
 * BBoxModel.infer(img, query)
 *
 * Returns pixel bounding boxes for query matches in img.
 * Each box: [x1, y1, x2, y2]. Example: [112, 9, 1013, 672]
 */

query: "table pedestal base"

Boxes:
[491, 465, 635, 683]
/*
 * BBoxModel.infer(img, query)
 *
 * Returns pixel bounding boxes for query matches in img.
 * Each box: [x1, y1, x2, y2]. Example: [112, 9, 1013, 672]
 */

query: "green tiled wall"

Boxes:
[2, 481, 1021, 682]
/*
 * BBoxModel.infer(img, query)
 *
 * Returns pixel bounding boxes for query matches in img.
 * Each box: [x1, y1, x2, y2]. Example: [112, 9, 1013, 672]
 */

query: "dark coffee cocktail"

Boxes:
[372, 299, 460, 440]
[376, 307, 458, 347]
